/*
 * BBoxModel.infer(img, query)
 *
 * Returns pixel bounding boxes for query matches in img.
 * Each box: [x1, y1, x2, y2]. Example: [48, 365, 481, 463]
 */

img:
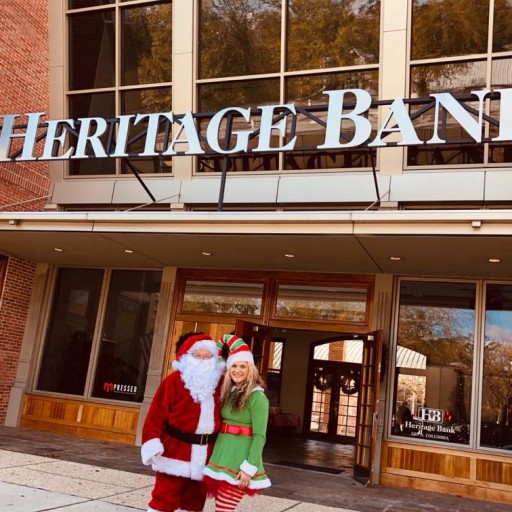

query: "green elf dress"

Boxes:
[203, 386, 271, 495]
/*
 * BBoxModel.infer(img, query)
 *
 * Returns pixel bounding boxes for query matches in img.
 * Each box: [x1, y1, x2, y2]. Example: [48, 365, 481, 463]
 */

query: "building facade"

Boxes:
[1, 0, 512, 505]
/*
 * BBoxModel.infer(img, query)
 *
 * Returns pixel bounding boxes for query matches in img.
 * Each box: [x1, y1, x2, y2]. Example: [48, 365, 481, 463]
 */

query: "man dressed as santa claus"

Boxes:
[141, 333, 225, 512]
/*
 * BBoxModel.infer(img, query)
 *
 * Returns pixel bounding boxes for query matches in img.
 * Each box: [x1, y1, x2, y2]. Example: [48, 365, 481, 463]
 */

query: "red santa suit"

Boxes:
[141, 334, 223, 512]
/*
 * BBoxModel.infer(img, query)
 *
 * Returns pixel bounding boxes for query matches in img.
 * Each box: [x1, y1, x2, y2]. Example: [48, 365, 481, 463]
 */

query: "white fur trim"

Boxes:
[202, 467, 271, 489]
[240, 460, 258, 477]
[188, 339, 218, 356]
[152, 448, 209, 481]
[190, 444, 208, 480]
[172, 339, 217, 371]
[247, 477, 272, 489]
[227, 351, 254, 368]
[188, 395, 214, 480]
[147, 508, 161, 512]
[197, 395, 215, 433]
[141, 438, 164, 465]
[151, 454, 192, 478]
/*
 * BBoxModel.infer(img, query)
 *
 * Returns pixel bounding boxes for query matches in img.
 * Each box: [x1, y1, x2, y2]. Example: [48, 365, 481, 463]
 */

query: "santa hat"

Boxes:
[218, 334, 254, 368]
[172, 333, 218, 370]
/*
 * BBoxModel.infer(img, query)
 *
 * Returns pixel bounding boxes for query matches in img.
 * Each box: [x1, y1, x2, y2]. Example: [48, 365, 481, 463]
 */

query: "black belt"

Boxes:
[164, 422, 218, 446]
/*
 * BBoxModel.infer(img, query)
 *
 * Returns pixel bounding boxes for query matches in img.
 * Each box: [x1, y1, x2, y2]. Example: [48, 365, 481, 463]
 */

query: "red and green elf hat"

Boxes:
[217, 334, 254, 368]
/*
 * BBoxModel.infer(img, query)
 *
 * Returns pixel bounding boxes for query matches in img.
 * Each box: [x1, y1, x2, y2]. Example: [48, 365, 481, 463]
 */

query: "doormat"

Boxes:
[273, 461, 344, 474]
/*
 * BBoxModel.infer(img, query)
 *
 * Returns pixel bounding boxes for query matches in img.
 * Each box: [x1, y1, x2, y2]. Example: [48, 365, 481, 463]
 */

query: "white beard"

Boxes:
[177, 354, 223, 403]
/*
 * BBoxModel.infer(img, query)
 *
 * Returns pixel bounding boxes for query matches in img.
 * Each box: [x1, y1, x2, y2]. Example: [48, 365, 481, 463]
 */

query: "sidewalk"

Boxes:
[0, 448, 352, 512]
[0, 426, 510, 512]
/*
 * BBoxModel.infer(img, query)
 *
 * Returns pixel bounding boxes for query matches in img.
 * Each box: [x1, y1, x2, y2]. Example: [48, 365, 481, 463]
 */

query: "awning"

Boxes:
[1, 210, 512, 278]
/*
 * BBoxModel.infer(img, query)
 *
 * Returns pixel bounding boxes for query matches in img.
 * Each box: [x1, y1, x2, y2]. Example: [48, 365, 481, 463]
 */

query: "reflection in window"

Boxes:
[285, 71, 378, 170]
[411, 0, 489, 60]
[67, 1, 171, 176]
[199, 79, 280, 113]
[121, 2, 172, 86]
[69, 0, 114, 8]
[69, 10, 115, 90]
[492, 0, 512, 53]
[275, 284, 367, 322]
[182, 281, 264, 316]
[92, 270, 162, 403]
[37, 268, 104, 395]
[314, 339, 363, 363]
[480, 284, 512, 450]
[488, 58, 512, 163]
[120, 88, 173, 174]
[287, 0, 380, 71]
[199, 0, 281, 79]
[68, 92, 116, 175]
[267, 340, 284, 407]
[197, 79, 280, 172]
[407, 61, 486, 166]
[393, 281, 475, 445]
[287, 71, 379, 106]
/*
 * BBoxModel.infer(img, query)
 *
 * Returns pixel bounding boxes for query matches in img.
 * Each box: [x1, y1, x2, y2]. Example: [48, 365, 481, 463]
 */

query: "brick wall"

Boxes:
[0, 1, 49, 424]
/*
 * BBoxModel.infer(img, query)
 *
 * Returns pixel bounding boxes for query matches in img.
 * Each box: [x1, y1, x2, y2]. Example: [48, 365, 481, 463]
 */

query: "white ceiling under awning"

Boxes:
[0, 210, 512, 278]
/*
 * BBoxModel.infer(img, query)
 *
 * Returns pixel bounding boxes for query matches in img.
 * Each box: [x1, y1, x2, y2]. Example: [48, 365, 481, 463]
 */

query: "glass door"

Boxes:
[235, 318, 271, 377]
[353, 330, 383, 485]
[307, 361, 361, 442]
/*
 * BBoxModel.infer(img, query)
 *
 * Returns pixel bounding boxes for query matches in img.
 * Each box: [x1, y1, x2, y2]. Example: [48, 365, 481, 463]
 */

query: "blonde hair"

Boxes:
[220, 362, 266, 411]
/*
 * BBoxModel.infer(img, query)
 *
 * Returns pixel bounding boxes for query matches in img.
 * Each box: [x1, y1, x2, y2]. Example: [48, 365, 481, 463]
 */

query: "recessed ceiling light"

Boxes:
[202, 251, 213, 256]
[285, 253, 296, 258]
[54, 247, 64, 252]
[489, 258, 501, 263]
[124, 249, 134, 254]
[389, 256, 402, 261]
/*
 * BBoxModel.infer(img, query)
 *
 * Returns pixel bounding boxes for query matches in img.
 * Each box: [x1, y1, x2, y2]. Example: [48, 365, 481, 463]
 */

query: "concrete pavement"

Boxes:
[0, 448, 354, 512]
[1, 427, 511, 512]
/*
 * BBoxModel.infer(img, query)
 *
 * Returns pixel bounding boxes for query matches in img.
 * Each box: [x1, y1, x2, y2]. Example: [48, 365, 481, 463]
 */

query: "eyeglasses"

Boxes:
[191, 353, 214, 360]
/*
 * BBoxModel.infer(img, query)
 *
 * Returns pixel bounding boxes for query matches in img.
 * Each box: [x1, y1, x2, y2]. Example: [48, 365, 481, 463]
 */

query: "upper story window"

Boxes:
[408, 0, 512, 167]
[197, 0, 380, 173]
[67, 0, 172, 176]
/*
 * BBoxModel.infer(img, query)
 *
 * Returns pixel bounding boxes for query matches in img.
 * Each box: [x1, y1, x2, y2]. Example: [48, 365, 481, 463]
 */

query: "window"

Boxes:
[275, 284, 368, 323]
[409, 0, 512, 166]
[67, 0, 172, 175]
[481, 284, 512, 450]
[267, 339, 284, 406]
[37, 268, 162, 403]
[181, 280, 264, 317]
[37, 268, 104, 395]
[197, 0, 380, 173]
[393, 281, 476, 445]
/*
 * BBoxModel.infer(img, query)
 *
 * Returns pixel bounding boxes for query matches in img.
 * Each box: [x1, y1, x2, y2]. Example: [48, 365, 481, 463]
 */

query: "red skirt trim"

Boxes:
[202, 475, 261, 498]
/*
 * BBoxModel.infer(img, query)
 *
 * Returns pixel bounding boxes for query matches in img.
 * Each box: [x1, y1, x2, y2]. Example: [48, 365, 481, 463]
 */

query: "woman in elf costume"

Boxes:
[203, 334, 271, 512]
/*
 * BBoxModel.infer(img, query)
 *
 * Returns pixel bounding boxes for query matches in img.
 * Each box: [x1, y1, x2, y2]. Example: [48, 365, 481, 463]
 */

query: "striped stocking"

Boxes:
[214, 485, 246, 512]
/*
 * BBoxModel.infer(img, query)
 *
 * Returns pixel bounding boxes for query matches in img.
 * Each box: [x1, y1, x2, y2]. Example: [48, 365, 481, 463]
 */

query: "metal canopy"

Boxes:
[1, 210, 512, 279]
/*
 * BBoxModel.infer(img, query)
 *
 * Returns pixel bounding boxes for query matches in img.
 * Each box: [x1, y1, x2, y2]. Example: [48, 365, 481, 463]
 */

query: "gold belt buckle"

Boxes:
[200, 433, 207, 445]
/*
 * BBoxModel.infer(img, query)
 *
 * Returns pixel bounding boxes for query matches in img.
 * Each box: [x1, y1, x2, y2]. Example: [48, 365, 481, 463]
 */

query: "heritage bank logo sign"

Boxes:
[0, 88, 511, 162]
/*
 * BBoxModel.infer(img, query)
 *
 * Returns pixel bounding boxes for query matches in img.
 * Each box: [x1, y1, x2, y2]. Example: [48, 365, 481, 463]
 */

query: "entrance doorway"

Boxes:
[233, 322, 382, 482]
[307, 360, 361, 443]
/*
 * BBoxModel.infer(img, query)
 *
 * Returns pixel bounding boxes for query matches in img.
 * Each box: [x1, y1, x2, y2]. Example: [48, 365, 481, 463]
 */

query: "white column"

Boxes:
[171, 0, 195, 180]
[378, 0, 409, 176]
[136, 266, 178, 445]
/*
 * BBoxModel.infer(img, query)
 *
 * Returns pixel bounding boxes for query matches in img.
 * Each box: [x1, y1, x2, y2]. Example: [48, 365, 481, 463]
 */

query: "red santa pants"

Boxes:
[149, 472, 206, 512]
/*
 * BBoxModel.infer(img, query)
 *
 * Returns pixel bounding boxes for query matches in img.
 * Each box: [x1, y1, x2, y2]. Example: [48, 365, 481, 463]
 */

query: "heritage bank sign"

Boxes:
[1, 88, 511, 162]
